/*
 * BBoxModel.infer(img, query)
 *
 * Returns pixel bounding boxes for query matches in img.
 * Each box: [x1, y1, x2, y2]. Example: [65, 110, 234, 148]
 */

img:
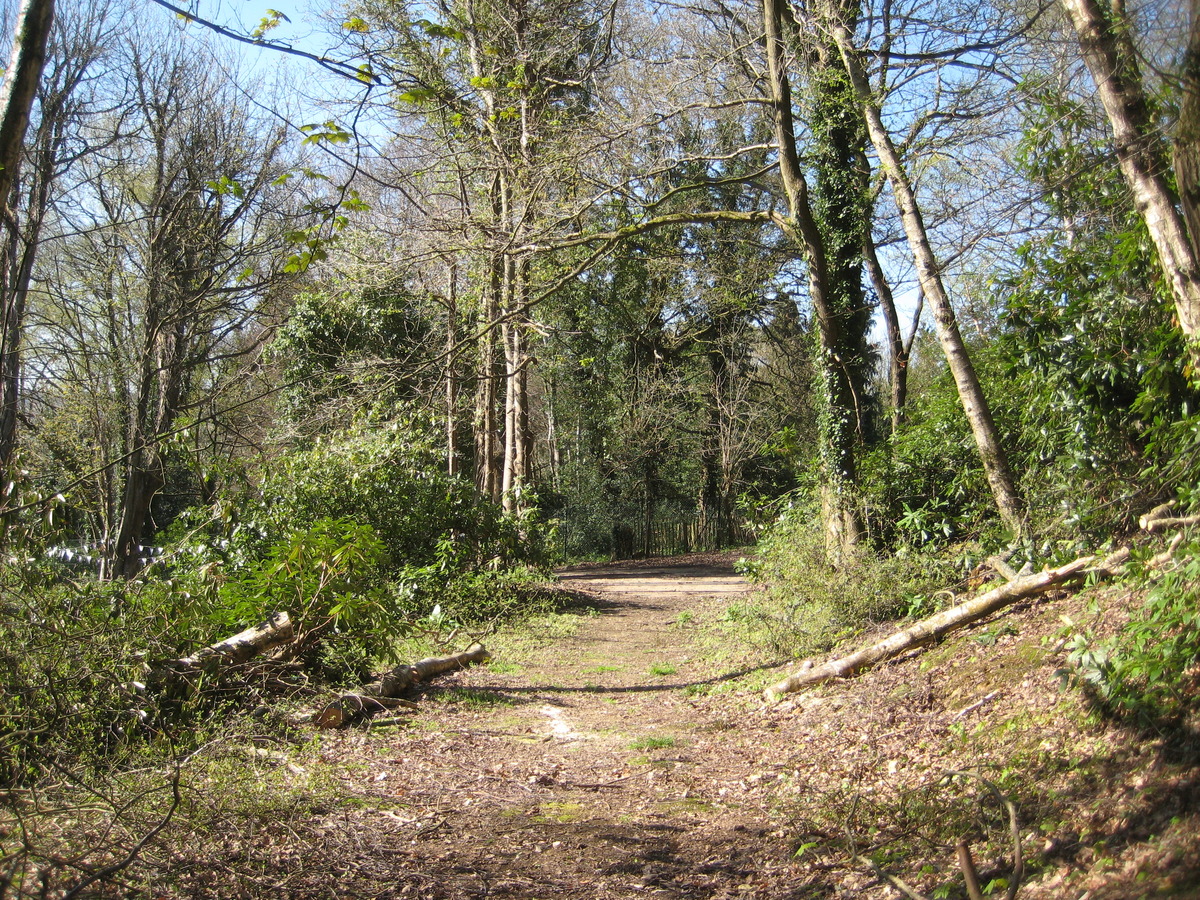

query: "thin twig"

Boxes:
[851, 853, 930, 900]
[61, 761, 183, 899]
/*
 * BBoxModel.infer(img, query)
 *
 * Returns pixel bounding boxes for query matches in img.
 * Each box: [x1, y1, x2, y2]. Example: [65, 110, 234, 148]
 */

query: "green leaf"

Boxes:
[398, 87, 439, 104]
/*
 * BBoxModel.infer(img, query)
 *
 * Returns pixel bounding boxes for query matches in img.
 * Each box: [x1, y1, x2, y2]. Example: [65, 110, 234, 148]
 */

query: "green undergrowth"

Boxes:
[0, 720, 345, 899]
[383, 582, 593, 669]
[730, 506, 947, 662]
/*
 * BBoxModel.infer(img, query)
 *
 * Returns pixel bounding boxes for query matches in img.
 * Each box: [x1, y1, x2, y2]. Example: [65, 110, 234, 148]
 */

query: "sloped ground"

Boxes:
[100, 552, 1200, 899]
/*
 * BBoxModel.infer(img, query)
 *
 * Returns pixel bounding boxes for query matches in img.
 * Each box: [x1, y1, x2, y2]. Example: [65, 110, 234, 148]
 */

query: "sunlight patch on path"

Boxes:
[540, 704, 585, 741]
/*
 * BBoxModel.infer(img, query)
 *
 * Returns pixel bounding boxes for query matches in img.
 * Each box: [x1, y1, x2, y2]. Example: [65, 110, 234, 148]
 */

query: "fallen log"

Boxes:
[764, 554, 1112, 702]
[164, 611, 294, 673]
[314, 643, 491, 728]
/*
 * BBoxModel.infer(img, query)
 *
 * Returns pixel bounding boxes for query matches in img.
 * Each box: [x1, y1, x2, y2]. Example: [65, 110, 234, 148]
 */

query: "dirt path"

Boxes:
[307, 552, 812, 899]
[177, 553, 1200, 899]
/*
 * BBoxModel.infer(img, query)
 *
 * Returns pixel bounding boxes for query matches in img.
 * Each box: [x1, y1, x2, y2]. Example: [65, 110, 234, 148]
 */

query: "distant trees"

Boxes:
[0, 0, 1193, 572]
[342, 0, 620, 511]
[21, 27, 307, 573]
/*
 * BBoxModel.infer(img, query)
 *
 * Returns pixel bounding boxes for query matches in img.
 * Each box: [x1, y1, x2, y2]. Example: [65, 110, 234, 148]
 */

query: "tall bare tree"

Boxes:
[1060, 0, 1200, 340]
[32, 33, 303, 575]
[0, 0, 55, 477]
[830, 16, 1026, 536]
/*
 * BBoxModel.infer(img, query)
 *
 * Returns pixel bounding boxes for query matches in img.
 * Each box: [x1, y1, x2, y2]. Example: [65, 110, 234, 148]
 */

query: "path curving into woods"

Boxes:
[297, 552, 816, 899]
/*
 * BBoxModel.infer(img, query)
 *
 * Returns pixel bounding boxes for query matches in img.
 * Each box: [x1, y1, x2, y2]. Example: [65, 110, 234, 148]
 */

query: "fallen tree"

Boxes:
[314, 643, 491, 728]
[162, 611, 294, 673]
[764, 545, 1136, 703]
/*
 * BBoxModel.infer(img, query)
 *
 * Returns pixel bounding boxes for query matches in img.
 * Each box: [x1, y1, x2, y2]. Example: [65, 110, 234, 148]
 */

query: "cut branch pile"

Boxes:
[154, 610, 491, 727]
[764, 504, 1191, 702]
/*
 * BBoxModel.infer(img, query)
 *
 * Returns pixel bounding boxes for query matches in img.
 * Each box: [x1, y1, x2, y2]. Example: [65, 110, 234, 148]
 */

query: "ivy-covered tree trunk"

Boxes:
[763, 0, 870, 561]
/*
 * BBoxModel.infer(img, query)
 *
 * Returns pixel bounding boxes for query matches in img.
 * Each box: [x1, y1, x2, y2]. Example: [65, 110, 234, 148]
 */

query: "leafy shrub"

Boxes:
[0, 571, 204, 786]
[254, 421, 523, 569]
[167, 418, 536, 584]
[861, 363, 998, 550]
[1066, 540, 1200, 726]
[994, 87, 1199, 543]
[395, 537, 552, 631]
[742, 496, 943, 656]
[216, 518, 409, 681]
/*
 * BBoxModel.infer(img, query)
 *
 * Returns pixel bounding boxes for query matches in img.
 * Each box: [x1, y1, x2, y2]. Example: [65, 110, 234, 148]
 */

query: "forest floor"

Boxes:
[138, 552, 1200, 899]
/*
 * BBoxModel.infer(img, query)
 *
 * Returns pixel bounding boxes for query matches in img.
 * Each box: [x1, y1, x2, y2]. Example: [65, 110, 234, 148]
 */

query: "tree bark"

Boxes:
[475, 248, 502, 502]
[314, 643, 491, 727]
[1060, 0, 1200, 338]
[446, 258, 460, 478]
[164, 612, 294, 673]
[864, 233, 920, 432]
[0, 0, 55, 212]
[0, 0, 55, 478]
[1175, 0, 1200, 259]
[832, 23, 1025, 537]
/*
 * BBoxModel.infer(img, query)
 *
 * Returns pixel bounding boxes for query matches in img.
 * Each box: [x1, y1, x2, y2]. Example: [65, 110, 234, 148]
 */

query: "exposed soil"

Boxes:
[160, 552, 1200, 899]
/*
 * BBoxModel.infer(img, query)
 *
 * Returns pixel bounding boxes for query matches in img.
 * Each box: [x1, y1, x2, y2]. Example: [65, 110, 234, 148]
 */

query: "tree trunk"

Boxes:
[0, 229, 32, 474]
[1175, 0, 1200, 259]
[0, 0, 55, 211]
[1060, 0, 1200, 338]
[112, 443, 163, 578]
[475, 253, 502, 502]
[833, 23, 1025, 537]
[0, 0, 55, 478]
[763, 0, 864, 562]
[446, 258, 459, 478]
[864, 233, 920, 433]
[165, 612, 294, 673]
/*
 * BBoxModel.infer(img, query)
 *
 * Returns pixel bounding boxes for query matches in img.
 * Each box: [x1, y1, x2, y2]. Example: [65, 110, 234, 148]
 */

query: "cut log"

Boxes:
[315, 643, 491, 728]
[1143, 513, 1200, 533]
[764, 557, 1102, 702]
[165, 612, 294, 672]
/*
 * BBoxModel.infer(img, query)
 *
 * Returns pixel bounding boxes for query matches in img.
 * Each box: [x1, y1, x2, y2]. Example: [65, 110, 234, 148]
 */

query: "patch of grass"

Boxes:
[649, 662, 678, 676]
[488, 660, 522, 674]
[628, 735, 677, 751]
[583, 664, 621, 674]
[535, 801, 585, 823]
[436, 687, 513, 708]
[487, 609, 593, 664]
[674, 610, 695, 626]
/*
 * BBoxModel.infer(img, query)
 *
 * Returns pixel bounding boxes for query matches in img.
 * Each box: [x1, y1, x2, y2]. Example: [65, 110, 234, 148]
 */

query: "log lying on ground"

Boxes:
[164, 612, 294, 673]
[764, 554, 1121, 702]
[315, 643, 491, 728]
